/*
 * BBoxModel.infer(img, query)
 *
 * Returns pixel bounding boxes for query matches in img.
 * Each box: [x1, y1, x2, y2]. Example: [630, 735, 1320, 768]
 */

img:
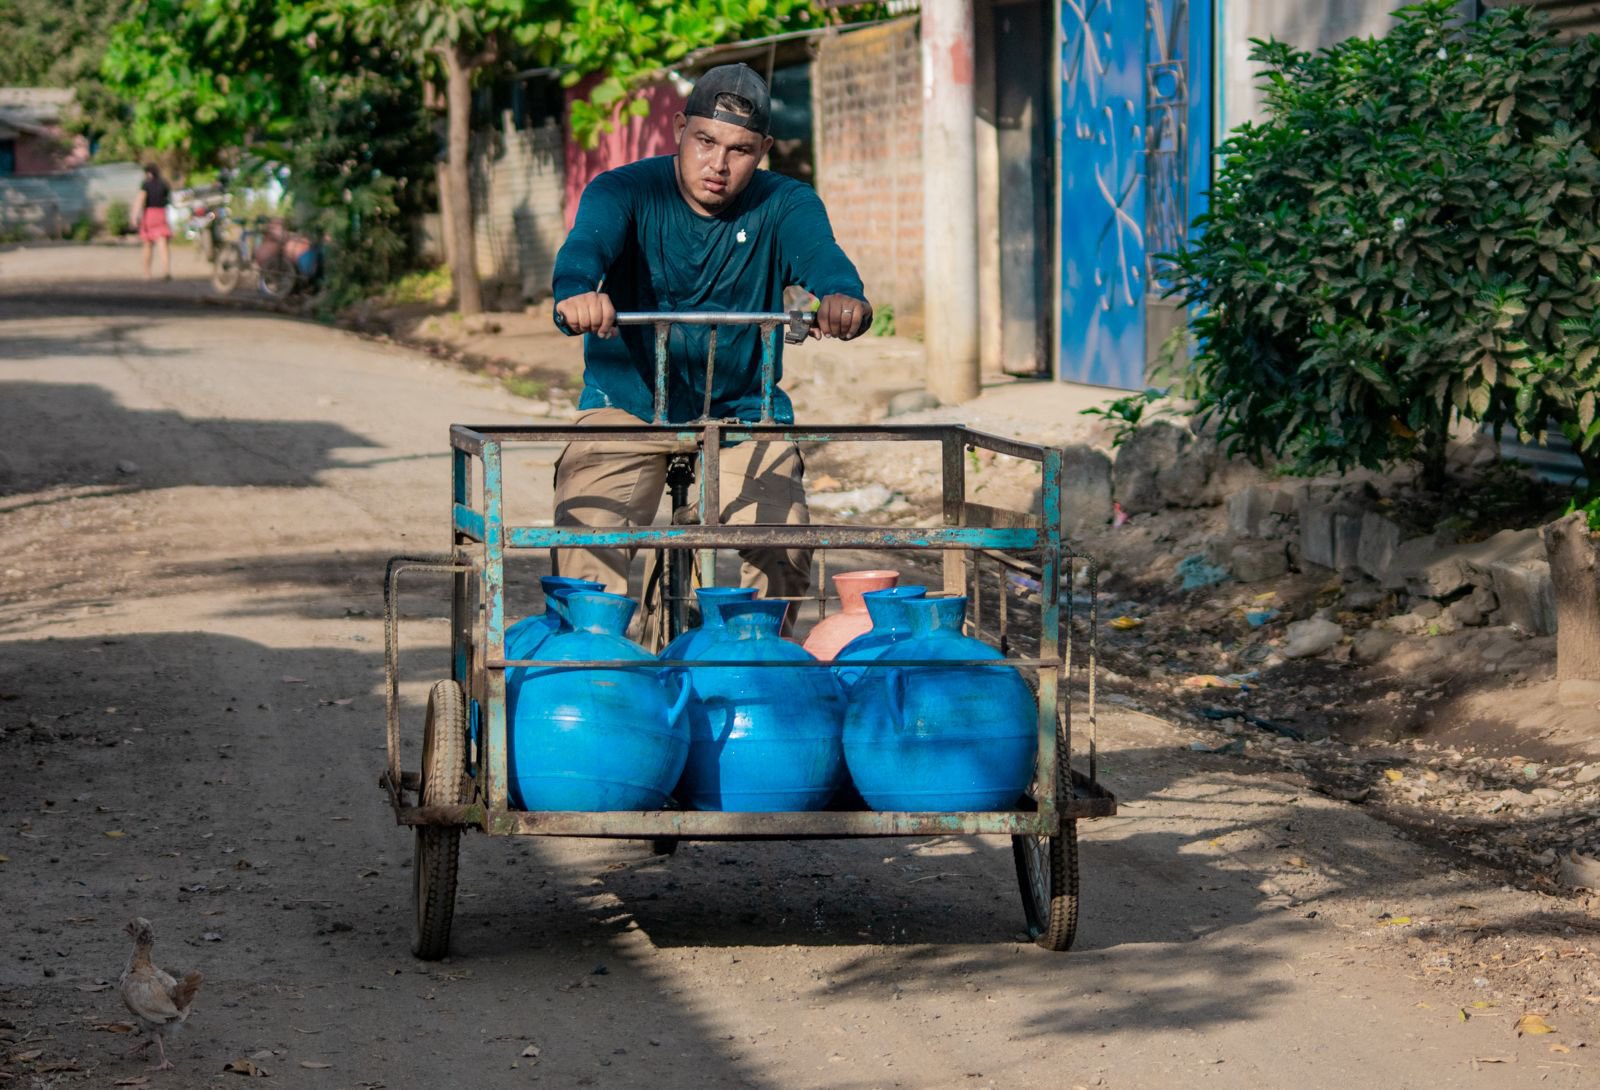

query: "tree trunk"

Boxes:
[441, 44, 482, 317]
[1543, 511, 1600, 706]
[435, 160, 456, 270]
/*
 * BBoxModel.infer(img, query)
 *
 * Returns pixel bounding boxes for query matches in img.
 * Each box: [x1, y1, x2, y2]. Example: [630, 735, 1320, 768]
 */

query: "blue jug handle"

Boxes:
[662, 668, 693, 728]
[885, 667, 906, 731]
[834, 662, 863, 689]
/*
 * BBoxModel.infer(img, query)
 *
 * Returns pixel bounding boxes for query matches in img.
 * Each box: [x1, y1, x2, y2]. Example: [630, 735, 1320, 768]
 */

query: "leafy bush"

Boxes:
[1167, 1, 1600, 485]
[280, 68, 435, 311]
[104, 199, 130, 236]
[68, 217, 97, 242]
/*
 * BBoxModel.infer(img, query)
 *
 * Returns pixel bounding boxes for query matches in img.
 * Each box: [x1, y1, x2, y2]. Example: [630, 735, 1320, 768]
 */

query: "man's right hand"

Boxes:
[555, 292, 617, 339]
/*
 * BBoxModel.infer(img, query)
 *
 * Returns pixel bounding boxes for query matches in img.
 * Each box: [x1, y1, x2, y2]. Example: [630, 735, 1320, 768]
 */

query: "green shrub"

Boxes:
[69, 217, 96, 241]
[1166, 0, 1600, 486]
[104, 199, 130, 236]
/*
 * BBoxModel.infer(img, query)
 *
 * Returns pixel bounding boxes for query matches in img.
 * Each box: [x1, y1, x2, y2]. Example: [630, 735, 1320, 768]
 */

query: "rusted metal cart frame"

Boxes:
[380, 312, 1116, 958]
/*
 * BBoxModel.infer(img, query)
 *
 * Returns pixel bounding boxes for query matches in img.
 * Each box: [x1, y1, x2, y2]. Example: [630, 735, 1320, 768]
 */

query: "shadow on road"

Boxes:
[0, 382, 377, 497]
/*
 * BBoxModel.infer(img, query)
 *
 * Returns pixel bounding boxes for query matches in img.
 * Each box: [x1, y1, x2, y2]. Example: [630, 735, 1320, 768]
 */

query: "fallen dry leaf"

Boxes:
[112, 1078, 151, 1087]
[520, 1045, 541, 1059]
[299, 1061, 332, 1069]
[76, 982, 112, 992]
[1383, 769, 1404, 783]
[1551, 1043, 1572, 1054]
[223, 1058, 270, 1076]
[103, 830, 126, 839]
[1516, 1013, 1555, 1035]
[1286, 856, 1309, 868]
[9, 1049, 43, 1062]
[91, 1022, 136, 1034]
[35, 1061, 81, 1074]
[1381, 916, 1413, 927]
[0, 854, 9, 863]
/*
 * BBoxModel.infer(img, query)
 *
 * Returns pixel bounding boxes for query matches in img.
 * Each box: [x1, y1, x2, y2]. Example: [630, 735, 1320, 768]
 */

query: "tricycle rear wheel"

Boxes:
[413, 680, 467, 960]
[1012, 821, 1079, 951]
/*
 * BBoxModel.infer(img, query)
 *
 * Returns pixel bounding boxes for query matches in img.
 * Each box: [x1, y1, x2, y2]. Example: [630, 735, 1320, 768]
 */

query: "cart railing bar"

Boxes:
[486, 656, 1064, 670]
[487, 525, 1040, 550]
[449, 422, 1057, 462]
[383, 556, 476, 795]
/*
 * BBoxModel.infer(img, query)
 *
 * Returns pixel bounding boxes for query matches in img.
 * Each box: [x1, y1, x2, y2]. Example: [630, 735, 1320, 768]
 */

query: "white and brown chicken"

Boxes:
[118, 917, 203, 1070]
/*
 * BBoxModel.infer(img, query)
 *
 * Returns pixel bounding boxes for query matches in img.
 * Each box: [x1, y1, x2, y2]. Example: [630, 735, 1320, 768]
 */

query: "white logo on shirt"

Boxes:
[736, 229, 748, 244]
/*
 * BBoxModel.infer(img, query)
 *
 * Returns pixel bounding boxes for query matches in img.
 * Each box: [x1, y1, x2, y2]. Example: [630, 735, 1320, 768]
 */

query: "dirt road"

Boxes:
[1, 246, 1595, 1088]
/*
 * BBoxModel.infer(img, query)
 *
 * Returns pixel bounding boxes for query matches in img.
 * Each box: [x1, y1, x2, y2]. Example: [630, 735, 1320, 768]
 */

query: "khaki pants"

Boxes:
[552, 408, 811, 641]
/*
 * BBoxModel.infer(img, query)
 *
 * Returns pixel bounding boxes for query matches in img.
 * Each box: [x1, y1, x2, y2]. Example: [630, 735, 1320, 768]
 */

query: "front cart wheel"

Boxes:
[413, 680, 467, 960]
[1012, 821, 1080, 951]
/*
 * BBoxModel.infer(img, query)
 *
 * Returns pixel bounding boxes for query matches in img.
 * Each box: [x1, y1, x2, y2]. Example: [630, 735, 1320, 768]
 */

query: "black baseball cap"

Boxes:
[683, 63, 771, 136]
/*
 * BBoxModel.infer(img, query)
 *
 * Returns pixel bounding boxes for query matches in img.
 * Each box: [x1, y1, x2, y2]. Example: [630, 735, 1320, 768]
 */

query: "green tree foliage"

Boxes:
[334, 0, 565, 316]
[559, 0, 821, 148]
[1167, 1, 1600, 485]
[282, 67, 436, 310]
[99, 0, 304, 167]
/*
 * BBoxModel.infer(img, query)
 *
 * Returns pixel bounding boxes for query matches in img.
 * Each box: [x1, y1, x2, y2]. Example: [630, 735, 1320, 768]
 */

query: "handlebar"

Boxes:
[605, 310, 818, 423]
[613, 310, 815, 345]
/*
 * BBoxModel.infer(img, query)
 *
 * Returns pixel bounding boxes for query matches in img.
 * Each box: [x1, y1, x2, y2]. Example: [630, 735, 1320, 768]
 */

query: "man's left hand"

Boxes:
[813, 294, 872, 341]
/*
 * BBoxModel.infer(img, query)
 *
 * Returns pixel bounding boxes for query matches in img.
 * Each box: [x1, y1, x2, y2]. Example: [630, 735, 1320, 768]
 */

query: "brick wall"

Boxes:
[469, 116, 568, 301]
[813, 17, 924, 336]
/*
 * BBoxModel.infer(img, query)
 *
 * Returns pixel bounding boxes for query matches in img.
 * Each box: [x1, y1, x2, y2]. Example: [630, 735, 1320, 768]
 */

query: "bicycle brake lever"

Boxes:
[783, 310, 815, 345]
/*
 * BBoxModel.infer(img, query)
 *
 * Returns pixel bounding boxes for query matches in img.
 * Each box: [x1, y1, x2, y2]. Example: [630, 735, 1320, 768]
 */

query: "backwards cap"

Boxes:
[683, 63, 771, 136]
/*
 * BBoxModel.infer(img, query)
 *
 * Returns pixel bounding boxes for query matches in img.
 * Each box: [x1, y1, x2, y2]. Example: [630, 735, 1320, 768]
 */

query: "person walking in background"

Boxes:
[132, 164, 172, 281]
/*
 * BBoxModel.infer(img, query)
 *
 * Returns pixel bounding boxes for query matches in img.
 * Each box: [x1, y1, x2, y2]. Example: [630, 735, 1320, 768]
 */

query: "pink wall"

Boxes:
[562, 76, 687, 230]
[14, 129, 89, 176]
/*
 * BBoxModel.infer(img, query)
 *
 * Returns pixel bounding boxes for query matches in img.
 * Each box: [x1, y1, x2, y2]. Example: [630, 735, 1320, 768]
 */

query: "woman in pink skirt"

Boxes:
[132, 163, 172, 280]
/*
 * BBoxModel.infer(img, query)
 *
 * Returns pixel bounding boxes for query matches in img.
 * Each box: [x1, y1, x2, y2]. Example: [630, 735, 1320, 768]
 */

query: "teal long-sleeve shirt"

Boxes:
[552, 155, 864, 424]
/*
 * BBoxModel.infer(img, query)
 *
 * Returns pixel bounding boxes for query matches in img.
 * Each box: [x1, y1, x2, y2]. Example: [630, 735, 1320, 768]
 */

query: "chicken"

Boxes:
[118, 917, 203, 1071]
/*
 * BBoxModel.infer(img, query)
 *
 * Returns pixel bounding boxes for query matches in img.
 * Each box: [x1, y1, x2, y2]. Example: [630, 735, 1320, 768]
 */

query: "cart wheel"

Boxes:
[210, 243, 243, 294]
[1012, 820, 1080, 952]
[413, 680, 466, 961]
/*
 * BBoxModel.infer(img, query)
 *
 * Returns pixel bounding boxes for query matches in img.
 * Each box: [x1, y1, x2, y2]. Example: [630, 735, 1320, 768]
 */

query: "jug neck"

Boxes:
[862, 585, 928, 633]
[562, 591, 638, 636]
[542, 577, 604, 630]
[833, 569, 900, 613]
[718, 598, 789, 640]
[906, 595, 968, 638]
[694, 586, 759, 629]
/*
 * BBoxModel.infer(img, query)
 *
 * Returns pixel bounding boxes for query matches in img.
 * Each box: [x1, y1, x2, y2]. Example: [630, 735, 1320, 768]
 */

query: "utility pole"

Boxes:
[921, 0, 981, 405]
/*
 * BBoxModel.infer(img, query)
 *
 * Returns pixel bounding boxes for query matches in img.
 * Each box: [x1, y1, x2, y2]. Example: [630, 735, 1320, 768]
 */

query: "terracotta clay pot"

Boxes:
[801, 569, 901, 661]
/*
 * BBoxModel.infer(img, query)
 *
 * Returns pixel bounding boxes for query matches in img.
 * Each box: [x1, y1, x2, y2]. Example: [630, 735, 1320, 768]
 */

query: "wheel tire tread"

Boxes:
[412, 680, 466, 961]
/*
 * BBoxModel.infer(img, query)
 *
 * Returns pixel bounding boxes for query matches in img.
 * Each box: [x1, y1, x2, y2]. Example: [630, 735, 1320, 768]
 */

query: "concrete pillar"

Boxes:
[921, 0, 981, 404]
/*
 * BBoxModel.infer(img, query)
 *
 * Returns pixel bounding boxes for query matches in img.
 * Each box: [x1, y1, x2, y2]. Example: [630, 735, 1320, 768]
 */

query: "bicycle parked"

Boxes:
[211, 216, 324, 300]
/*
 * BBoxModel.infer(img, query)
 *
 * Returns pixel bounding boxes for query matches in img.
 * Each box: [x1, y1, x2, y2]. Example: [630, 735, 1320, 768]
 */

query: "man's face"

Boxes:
[673, 113, 773, 216]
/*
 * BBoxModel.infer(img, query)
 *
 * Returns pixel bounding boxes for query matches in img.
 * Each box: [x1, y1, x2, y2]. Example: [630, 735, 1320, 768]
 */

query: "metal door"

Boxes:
[1058, 0, 1211, 388]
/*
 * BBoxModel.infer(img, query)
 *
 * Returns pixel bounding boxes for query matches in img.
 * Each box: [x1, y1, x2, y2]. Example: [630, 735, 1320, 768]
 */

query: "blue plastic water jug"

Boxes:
[659, 586, 759, 663]
[508, 591, 690, 811]
[843, 596, 1035, 811]
[833, 584, 928, 688]
[677, 599, 846, 812]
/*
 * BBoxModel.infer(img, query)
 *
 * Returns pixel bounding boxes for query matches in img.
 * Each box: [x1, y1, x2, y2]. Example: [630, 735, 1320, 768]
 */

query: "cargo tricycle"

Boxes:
[380, 311, 1116, 959]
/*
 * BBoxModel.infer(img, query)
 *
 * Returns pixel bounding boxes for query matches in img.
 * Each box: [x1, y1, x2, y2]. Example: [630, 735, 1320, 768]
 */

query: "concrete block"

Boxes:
[1335, 511, 1363, 573]
[1230, 540, 1289, 583]
[1059, 444, 1113, 538]
[1298, 499, 1339, 569]
[1356, 512, 1403, 582]
[1491, 555, 1558, 636]
[1227, 485, 1294, 539]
